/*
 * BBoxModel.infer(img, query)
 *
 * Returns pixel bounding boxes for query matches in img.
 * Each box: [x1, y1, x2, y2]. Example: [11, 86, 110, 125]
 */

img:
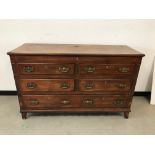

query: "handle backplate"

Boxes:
[60, 82, 70, 89]
[119, 67, 129, 73]
[85, 83, 94, 89]
[31, 100, 39, 105]
[27, 82, 37, 89]
[118, 83, 127, 89]
[83, 99, 94, 105]
[113, 100, 124, 106]
[61, 100, 71, 105]
[59, 65, 70, 73]
[24, 66, 34, 72]
[84, 65, 95, 73]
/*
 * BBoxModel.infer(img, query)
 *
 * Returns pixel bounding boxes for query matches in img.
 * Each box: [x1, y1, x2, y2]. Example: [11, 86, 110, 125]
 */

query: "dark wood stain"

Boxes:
[8, 43, 144, 119]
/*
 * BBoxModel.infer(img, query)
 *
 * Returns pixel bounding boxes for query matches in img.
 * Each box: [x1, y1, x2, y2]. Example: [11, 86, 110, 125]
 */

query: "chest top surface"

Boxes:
[7, 43, 144, 56]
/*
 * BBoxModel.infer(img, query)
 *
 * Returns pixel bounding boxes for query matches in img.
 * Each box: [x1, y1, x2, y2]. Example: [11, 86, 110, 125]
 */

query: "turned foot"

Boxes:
[124, 112, 129, 119]
[21, 112, 27, 119]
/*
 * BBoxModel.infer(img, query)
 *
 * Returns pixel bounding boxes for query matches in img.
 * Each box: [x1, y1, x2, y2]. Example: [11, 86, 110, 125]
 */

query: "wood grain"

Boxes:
[8, 43, 145, 56]
[21, 95, 130, 108]
[7, 43, 144, 119]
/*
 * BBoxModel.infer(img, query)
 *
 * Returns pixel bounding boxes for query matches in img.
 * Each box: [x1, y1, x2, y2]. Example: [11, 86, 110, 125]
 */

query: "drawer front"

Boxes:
[17, 63, 74, 75]
[79, 64, 135, 75]
[22, 95, 130, 108]
[19, 79, 74, 92]
[79, 79, 132, 92]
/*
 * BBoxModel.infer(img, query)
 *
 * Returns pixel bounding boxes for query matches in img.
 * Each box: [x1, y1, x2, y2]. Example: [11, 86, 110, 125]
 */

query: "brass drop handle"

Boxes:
[24, 66, 34, 72]
[118, 83, 127, 89]
[59, 65, 70, 73]
[85, 83, 94, 89]
[113, 100, 124, 106]
[60, 83, 70, 89]
[61, 100, 71, 105]
[84, 65, 95, 73]
[31, 100, 39, 105]
[119, 67, 129, 73]
[27, 82, 37, 89]
[83, 99, 94, 105]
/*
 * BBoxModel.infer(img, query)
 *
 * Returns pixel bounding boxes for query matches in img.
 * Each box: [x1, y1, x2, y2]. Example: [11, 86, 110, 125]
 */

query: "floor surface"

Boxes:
[0, 96, 154, 135]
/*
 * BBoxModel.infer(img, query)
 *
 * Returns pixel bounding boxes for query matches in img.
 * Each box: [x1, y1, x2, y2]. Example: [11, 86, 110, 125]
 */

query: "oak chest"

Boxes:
[8, 43, 144, 119]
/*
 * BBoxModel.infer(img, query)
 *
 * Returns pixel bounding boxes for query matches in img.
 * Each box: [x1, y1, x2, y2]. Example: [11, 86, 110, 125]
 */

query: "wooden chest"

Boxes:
[7, 43, 144, 119]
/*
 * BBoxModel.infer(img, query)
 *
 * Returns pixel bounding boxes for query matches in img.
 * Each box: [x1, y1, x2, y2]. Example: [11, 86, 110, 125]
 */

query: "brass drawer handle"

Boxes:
[61, 100, 71, 105]
[119, 67, 129, 73]
[85, 83, 94, 89]
[60, 83, 70, 89]
[118, 83, 127, 89]
[113, 100, 124, 105]
[59, 65, 70, 73]
[83, 99, 94, 105]
[27, 82, 37, 89]
[84, 65, 95, 73]
[31, 100, 39, 105]
[24, 66, 34, 72]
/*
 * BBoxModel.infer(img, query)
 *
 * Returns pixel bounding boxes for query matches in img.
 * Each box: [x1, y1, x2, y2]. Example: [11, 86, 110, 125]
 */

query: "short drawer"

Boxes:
[79, 79, 132, 92]
[22, 95, 130, 108]
[17, 63, 74, 75]
[79, 64, 135, 75]
[19, 79, 74, 92]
